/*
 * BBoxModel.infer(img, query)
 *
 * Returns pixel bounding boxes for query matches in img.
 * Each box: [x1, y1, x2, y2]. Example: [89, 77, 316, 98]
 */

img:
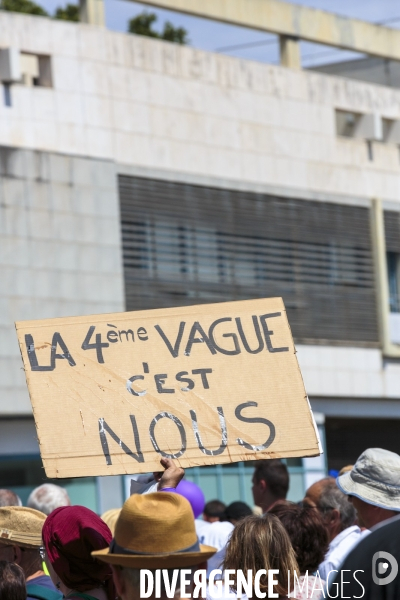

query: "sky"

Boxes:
[38, 0, 400, 67]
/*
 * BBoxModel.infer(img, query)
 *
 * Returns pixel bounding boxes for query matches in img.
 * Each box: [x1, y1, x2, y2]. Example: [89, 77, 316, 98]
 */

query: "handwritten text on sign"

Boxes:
[16, 298, 320, 478]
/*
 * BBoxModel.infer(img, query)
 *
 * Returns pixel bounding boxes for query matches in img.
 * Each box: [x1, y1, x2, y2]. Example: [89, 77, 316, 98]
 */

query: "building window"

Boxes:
[387, 252, 400, 313]
[335, 110, 360, 137]
[0, 456, 97, 510]
[326, 417, 400, 472]
[119, 175, 378, 345]
[20, 53, 52, 87]
[3, 84, 11, 107]
[384, 211, 400, 314]
[0, 49, 52, 89]
[382, 118, 400, 146]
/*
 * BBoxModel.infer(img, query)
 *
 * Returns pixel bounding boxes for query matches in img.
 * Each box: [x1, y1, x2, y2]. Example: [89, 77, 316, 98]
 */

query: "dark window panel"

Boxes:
[119, 175, 378, 345]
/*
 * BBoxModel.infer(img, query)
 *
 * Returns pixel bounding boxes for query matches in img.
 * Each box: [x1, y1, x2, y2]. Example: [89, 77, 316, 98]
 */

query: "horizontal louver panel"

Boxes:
[119, 175, 378, 345]
[384, 211, 400, 253]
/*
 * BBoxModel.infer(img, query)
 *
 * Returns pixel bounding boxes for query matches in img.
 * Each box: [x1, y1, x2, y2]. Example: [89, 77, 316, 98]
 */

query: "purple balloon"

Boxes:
[174, 479, 205, 518]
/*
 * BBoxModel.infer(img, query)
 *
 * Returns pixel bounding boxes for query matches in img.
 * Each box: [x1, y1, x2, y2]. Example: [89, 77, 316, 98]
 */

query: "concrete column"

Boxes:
[279, 35, 301, 69]
[96, 476, 124, 514]
[79, 0, 105, 26]
[369, 197, 400, 357]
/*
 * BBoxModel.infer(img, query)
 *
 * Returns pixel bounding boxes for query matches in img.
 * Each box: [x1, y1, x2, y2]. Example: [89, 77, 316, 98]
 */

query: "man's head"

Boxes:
[0, 506, 46, 579]
[27, 483, 70, 515]
[93, 492, 216, 600]
[304, 477, 355, 541]
[225, 501, 253, 525]
[203, 500, 226, 523]
[0, 489, 22, 507]
[337, 448, 400, 529]
[252, 459, 289, 512]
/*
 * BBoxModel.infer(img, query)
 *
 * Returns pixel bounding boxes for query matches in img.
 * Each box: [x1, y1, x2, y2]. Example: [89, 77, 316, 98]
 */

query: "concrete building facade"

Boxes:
[1, 8, 400, 510]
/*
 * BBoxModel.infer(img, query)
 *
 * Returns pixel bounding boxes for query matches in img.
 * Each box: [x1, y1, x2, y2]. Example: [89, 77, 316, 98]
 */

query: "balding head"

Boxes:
[304, 478, 333, 508]
[304, 477, 356, 541]
[0, 489, 22, 507]
[27, 484, 70, 515]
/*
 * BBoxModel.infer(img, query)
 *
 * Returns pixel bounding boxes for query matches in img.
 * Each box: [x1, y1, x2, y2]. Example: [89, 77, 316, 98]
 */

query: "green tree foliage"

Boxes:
[128, 11, 159, 38]
[54, 3, 79, 21]
[0, 0, 48, 16]
[128, 10, 189, 44]
[162, 21, 188, 44]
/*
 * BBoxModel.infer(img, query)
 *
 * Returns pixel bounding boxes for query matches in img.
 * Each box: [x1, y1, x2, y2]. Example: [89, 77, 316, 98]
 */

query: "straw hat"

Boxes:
[0, 506, 46, 548]
[101, 508, 121, 535]
[93, 492, 217, 568]
[337, 448, 400, 511]
[338, 465, 353, 477]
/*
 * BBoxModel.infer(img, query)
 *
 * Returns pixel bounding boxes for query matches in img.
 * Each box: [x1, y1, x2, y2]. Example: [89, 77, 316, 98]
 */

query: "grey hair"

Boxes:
[0, 489, 22, 507]
[27, 484, 70, 515]
[319, 480, 356, 530]
[121, 567, 193, 599]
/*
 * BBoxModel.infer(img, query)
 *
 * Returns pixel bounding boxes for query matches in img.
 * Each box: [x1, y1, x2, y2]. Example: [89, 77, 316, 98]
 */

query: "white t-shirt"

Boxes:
[195, 520, 234, 577]
[207, 547, 226, 578]
[202, 521, 234, 551]
[195, 519, 211, 543]
[318, 525, 370, 580]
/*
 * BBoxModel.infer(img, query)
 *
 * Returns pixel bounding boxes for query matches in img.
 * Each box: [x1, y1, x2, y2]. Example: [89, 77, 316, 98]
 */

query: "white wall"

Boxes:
[297, 345, 400, 400]
[0, 148, 124, 414]
[1, 13, 400, 415]
[1, 13, 400, 203]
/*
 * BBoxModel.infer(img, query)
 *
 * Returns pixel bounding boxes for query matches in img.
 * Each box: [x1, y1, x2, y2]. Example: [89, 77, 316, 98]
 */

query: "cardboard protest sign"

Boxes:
[15, 298, 320, 478]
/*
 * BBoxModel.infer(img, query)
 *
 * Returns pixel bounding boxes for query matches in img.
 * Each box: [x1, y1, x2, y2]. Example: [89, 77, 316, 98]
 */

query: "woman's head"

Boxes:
[269, 500, 329, 574]
[42, 505, 114, 598]
[223, 514, 298, 597]
[0, 561, 26, 600]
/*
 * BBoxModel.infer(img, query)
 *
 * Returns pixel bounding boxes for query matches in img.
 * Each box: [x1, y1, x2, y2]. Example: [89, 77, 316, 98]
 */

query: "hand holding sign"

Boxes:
[16, 297, 320, 478]
[155, 458, 185, 490]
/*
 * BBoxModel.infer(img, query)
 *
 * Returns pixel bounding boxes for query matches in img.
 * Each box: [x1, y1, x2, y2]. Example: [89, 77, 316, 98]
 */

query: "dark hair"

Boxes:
[203, 500, 226, 519]
[253, 459, 289, 499]
[225, 501, 253, 522]
[0, 489, 21, 507]
[0, 561, 26, 600]
[269, 500, 329, 574]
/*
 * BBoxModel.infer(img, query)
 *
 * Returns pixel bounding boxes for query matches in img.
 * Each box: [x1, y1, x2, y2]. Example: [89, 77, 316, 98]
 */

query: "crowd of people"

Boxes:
[0, 448, 399, 599]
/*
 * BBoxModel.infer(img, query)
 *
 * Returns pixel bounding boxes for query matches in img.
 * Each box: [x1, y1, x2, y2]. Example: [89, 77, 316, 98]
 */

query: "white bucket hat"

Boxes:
[337, 448, 400, 511]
